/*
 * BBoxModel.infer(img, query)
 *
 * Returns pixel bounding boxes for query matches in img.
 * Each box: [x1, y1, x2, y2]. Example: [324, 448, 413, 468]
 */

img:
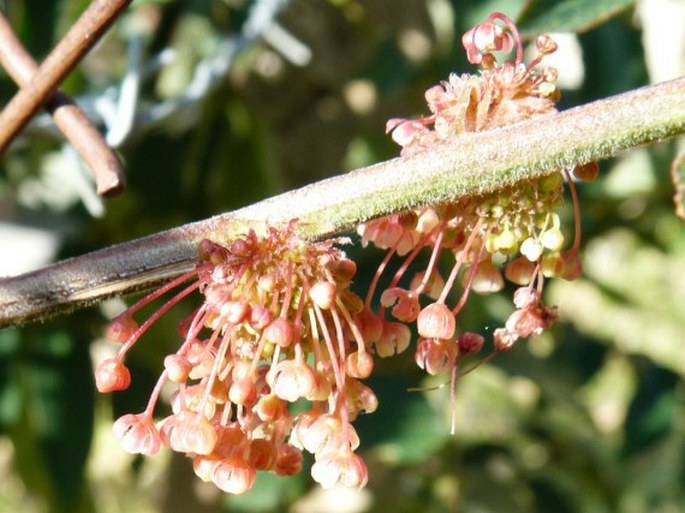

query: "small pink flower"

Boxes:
[345, 350, 374, 379]
[269, 360, 317, 402]
[512, 287, 540, 309]
[386, 118, 430, 147]
[310, 281, 337, 310]
[164, 354, 192, 383]
[162, 410, 217, 455]
[457, 332, 484, 354]
[561, 249, 583, 280]
[193, 455, 220, 482]
[275, 444, 304, 476]
[219, 300, 250, 324]
[381, 287, 420, 322]
[263, 317, 295, 348]
[253, 393, 287, 422]
[213, 424, 248, 459]
[228, 377, 257, 406]
[375, 321, 411, 357]
[345, 379, 379, 419]
[493, 328, 518, 352]
[293, 413, 358, 456]
[211, 456, 256, 494]
[461, 17, 515, 66]
[505, 256, 536, 285]
[415, 337, 457, 375]
[311, 448, 369, 489]
[112, 413, 162, 455]
[505, 304, 557, 338]
[95, 358, 131, 393]
[409, 269, 445, 300]
[468, 260, 504, 294]
[417, 302, 456, 340]
[249, 305, 272, 330]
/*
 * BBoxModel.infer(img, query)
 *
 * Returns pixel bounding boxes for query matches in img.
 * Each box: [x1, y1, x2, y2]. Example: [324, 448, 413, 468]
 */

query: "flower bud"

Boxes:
[540, 228, 564, 251]
[164, 354, 192, 383]
[520, 237, 544, 261]
[573, 161, 599, 182]
[415, 337, 457, 375]
[457, 332, 484, 354]
[310, 281, 337, 310]
[199, 239, 229, 264]
[346, 350, 374, 379]
[220, 300, 250, 324]
[95, 358, 131, 393]
[211, 457, 256, 494]
[229, 377, 257, 406]
[254, 394, 287, 422]
[541, 252, 564, 278]
[275, 444, 303, 476]
[229, 238, 252, 257]
[329, 259, 357, 282]
[248, 438, 277, 471]
[417, 302, 456, 340]
[536, 34, 558, 55]
[264, 317, 295, 348]
[468, 260, 504, 294]
[249, 305, 272, 330]
[258, 274, 276, 292]
[375, 321, 411, 357]
[505, 256, 535, 285]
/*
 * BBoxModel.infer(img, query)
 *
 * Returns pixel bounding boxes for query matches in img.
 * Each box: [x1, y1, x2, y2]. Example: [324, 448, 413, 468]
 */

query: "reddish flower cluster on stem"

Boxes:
[359, 12, 593, 432]
[95, 12, 596, 493]
[96, 222, 373, 493]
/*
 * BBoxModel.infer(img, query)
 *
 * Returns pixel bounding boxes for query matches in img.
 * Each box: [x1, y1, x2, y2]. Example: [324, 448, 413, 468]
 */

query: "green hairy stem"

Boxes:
[0, 76, 683, 327]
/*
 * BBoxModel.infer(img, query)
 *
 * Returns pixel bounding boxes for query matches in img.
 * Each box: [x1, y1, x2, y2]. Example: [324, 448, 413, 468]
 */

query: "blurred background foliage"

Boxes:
[0, 0, 683, 512]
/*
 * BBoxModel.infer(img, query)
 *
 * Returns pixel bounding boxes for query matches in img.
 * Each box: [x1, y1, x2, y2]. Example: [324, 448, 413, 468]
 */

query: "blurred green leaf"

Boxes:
[518, 0, 635, 35]
[7, 327, 94, 513]
[623, 363, 679, 455]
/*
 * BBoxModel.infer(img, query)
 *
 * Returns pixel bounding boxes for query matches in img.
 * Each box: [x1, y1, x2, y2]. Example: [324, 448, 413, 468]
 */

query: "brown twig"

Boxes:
[0, 77, 683, 327]
[0, 0, 132, 158]
[0, 13, 125, 196]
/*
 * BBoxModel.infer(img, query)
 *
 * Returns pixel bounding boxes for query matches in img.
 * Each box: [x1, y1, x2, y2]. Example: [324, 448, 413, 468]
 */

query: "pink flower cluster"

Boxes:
[96, 223, 373, 493]
[359, 13, 588, 431]
[386, 13, 561, 157]
[95, 12, 595, 494]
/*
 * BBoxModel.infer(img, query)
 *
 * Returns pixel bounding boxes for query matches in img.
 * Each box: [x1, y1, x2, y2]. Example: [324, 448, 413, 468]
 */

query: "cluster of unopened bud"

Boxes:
[96, 223, 374, 493]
